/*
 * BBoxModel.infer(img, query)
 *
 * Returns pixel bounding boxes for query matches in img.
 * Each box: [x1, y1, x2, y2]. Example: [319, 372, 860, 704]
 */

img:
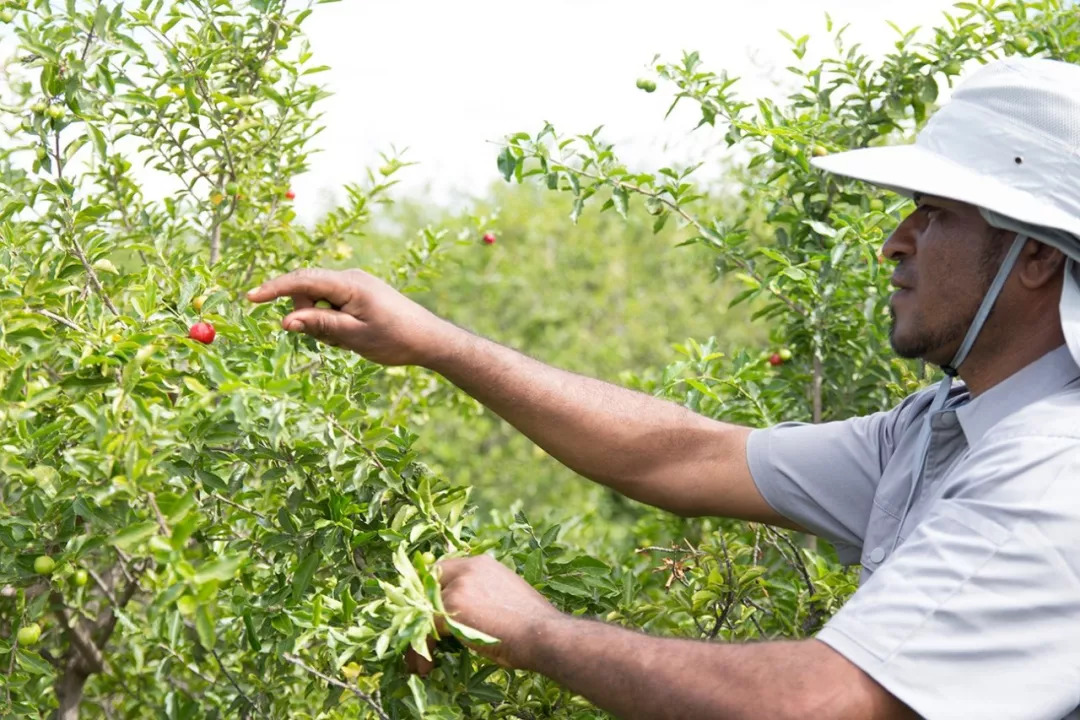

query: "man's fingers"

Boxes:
[404, 646, 435, 676]
[281, 308, 364, 338]
[434, 557, 468, 589]
[434, 611, 450, 639]
[404, 637, 437, 676]
[246, 268, 354, 305]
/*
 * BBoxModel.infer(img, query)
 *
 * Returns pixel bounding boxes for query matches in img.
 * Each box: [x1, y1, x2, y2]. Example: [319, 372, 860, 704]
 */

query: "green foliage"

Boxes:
[355, 184, 760, 523]
[1, 0, 1077, 718]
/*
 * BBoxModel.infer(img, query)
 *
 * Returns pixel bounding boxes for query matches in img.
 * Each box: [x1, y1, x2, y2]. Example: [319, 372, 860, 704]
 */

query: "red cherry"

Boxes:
[768, 353, 783, 366]
[482, 232, 496, 245]
[188, 322, 216, 344]
[285, 189, 295, 200]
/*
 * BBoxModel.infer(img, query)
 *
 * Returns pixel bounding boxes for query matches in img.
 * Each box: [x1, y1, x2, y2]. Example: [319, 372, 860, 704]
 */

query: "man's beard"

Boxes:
[888, 304, 975, 360]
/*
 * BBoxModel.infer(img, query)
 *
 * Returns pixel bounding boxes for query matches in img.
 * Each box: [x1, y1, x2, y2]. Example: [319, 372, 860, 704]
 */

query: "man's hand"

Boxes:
[407, 555, 564, 674]
[246, 267, 457, 366]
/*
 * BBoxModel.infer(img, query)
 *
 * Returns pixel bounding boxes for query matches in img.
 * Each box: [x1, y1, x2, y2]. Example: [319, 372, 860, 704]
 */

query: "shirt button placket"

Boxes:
[869, 546, 886, 564]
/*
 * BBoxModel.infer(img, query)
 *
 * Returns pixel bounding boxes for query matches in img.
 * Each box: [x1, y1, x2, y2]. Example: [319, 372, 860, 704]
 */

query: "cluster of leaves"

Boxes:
[0, 1, 491, 718]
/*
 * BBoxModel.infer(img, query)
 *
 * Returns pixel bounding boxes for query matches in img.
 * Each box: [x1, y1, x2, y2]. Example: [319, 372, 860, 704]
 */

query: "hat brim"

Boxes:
[811, 145, 1080, 239]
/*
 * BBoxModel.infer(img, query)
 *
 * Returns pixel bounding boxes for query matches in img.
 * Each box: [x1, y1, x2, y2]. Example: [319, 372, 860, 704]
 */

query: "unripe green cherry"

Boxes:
[314, 299, 332, 310]
[421, 552, 436, 565]
[17, 623, 42, 646]
[46, 105, 64, 120]
[73, 569, 89, 587]
[34, 555, 56, 575]
[635, 77, 657, 93]
[778, 348, 793, 362]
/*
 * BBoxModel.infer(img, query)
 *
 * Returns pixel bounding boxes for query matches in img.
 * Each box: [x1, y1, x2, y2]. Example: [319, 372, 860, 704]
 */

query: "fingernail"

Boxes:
[290, 321, 305, 332]
[246, 287, 260, 299]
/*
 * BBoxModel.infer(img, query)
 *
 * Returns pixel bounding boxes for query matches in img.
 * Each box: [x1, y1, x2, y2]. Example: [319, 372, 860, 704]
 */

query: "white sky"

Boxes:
[296, 0, 957, 219]
[0, 1, 961, 221]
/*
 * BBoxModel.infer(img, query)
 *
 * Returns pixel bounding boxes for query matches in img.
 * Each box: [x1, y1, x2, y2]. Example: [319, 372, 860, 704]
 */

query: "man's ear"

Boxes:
[1017, 238, 1067, 290]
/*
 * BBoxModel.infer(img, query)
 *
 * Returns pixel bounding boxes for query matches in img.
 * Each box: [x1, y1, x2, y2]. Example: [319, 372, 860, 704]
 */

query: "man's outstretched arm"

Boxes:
[248, 268, 801, 528]
[418, 556, 916, 720]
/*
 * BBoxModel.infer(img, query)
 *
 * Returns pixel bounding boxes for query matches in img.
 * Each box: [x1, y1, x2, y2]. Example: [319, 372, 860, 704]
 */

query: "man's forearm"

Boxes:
[522, 616, 897, 720]
[425, 322, 742, 515]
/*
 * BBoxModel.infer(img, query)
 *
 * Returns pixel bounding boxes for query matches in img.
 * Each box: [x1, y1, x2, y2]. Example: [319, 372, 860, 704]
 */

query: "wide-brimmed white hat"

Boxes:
[809, 57, 1080, 553]
[812, 57, 1080, 241]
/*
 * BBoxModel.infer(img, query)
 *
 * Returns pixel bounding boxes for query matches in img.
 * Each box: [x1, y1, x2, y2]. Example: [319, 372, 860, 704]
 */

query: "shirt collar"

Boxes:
[953, 344, 1080, 445]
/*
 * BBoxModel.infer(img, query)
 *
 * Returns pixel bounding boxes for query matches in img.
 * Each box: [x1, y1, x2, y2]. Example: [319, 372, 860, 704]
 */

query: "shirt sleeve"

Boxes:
[816, 432, 1080, 720]
[745, 389, 932, 564]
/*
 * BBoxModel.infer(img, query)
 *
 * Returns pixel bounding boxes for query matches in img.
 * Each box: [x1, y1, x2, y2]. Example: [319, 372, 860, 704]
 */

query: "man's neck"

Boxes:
[957, 332, 1067, 397]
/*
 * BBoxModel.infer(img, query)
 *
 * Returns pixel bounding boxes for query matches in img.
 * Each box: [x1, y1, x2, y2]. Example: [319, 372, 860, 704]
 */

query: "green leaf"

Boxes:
[291, 547, 321, 602]
[496, 147, 517, 183]
[195, 605, 215, 650]
[111, 521, 158, 550]
[243, 612, 262, 652]
[445, 617, 499, 646]
[407, 674, 427, 715]
[612, 186, 629, 218]
[193, 554, 246, 585]
[805, 220, 836, 238]
[15, 650, 55, 676]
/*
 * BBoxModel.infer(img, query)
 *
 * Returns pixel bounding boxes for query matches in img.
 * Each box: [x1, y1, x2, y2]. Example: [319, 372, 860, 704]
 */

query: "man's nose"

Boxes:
[881, 208, 922, 261]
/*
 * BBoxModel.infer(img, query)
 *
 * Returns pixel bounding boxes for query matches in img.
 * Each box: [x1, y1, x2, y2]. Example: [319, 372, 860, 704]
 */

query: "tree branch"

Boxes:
[67, 233, 119, 316]
[281, 653, 389, 720]
[55, 602, 105, 674]
[31, 308, 85, 333]
[211, 647, 268, 719]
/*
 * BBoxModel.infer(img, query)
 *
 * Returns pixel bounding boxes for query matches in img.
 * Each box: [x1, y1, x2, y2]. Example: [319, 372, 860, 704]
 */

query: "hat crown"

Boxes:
[944, 57, 1080, 150]
[916, 57, 1080, 222]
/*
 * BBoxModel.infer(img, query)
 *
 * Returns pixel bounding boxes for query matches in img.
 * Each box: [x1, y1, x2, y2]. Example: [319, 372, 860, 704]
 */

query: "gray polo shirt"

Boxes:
[747, 344, 1080, 720]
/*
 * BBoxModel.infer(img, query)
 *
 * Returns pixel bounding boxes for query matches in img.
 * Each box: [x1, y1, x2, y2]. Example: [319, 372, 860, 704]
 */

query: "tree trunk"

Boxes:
[55, 666, 88, 720]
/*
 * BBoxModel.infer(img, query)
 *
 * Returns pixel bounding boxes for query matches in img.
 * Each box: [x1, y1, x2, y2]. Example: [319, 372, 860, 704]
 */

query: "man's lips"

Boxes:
[890, 275, 914, 291]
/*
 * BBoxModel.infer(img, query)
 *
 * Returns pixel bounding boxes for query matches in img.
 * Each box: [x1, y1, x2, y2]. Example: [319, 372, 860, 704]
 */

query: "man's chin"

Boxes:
[888, 326, 929, 360]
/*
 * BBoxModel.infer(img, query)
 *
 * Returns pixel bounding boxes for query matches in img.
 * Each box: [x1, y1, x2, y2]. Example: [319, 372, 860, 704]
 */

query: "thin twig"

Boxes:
[87, 568, 119, 613]
[67, 235, 119, 315]
[282, 653, 389, 720]
[211, 647, 268, 719]
[709, 533, 737, 640]
[80, 1, 102, 63]
[327, 416, 390, 476]
[762, 526, 816, 596]
[157, 643, 215, 685]
[208, 492, 267, 521]
[147, 492, 171, 537]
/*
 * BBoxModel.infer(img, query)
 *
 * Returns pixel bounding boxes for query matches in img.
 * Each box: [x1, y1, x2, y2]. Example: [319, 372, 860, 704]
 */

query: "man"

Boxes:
[248, 57, 1080, 719]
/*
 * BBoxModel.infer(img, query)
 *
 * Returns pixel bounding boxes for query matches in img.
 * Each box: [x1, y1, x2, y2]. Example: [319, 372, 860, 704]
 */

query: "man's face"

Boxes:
[883, 195, 1008, 366]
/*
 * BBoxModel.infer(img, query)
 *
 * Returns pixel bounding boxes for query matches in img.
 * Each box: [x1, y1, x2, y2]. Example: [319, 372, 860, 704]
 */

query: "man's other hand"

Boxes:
[406, 555, 563, 675]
